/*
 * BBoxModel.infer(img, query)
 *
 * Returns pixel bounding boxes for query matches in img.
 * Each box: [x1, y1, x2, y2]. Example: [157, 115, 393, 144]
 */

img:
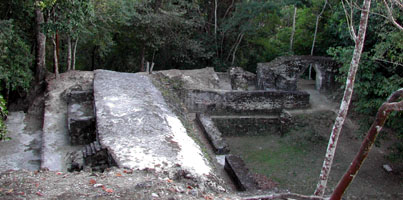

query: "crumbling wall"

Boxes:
[257, 56, 338, 92]
[183, 89, 309, 115]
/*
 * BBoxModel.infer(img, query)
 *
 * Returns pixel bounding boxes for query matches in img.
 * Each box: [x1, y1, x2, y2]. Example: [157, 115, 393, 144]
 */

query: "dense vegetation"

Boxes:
[0, 0, 401, 157]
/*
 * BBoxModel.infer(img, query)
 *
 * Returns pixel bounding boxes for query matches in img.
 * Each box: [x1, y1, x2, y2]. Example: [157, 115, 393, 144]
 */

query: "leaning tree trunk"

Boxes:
[67, 36, 72, 71]
[330, 89, 403, 199]
[309, 0, 327, 79]
[34, 2, 46, 83]
[314, 0, 372, 196]
[290, 6, 297, 53]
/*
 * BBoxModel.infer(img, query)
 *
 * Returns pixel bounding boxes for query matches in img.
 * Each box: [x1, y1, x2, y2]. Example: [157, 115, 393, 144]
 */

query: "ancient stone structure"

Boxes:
[82, 141, 116, 172]
[93, 70, 211, 176]
[67, 90, 95, 145]
[257, 56, 339, 91]
[229, 67, 256, 91]
[224, 155, 257, 191]
[183, 89, 309, 115]
[212, 114, 289, 136]
[195, 114, 230, 155]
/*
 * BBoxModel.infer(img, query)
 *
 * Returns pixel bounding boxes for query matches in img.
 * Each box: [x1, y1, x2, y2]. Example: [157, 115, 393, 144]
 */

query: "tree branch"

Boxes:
[330, 89, 403, 200]
[341, 0, 357, 41]
[383, 0, 403, 31]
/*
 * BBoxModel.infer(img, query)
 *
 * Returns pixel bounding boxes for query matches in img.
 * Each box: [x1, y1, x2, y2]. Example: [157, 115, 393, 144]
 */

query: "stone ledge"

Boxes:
[224, 155, 257, 191]
[195, 113, 230, 155]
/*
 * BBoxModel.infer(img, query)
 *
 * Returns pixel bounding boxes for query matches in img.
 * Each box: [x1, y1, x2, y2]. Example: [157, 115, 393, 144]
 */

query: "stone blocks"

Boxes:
[67, 90, 96, 145]
[257, 56, 339, 92]
[224, 155, 257, 191]
[183, 89, 309, 115]
[195, 113, 229, 155]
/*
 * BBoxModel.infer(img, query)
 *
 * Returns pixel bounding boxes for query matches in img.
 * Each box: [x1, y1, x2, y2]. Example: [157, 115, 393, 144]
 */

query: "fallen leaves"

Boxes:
[36, 191, 43, 196]
[89, 178, 113, 194]
[101, 185, 114, 193]
[89, 179, 96, 185]
[123, 169, 133, 174]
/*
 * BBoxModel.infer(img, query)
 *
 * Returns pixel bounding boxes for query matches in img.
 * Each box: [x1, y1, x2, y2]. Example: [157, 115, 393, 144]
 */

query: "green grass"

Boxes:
[226, 133, 327, 194]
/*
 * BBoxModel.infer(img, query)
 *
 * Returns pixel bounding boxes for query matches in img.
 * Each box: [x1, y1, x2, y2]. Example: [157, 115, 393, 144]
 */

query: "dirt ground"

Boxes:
[225, 80, 403, 199]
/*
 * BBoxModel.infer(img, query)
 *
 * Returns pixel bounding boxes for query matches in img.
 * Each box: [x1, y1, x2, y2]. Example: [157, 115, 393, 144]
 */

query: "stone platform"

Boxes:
[93, 70, 211, 176]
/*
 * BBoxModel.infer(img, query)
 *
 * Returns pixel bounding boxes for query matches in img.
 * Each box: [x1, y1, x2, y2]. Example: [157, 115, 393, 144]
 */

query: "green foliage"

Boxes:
[0, 94, 8, 140]
[326, 4, 403, 160]
[0, 20, 33, 94]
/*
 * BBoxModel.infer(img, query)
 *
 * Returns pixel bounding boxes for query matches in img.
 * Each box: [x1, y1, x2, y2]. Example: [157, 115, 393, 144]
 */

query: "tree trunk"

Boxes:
[34, 3, 46, 83]
[52, 35, 59, 79]
[314, 0, 372, 196]
[72, 38, 78, 70]
[140, 45, 146, 72]
[56, 31, 60, 70]
[67, 36, 72, 71]
[290, 6, 297, 53]
[214, 0, 219, 56]
[330, 89, 403, 199]
[92, 46, 97, 71]
[310, 0, 327, 79]
[231, 33, 244, 66]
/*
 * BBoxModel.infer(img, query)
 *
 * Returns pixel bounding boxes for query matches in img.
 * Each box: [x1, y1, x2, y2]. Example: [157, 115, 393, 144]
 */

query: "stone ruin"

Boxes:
[66, 87, 116, 172]
[257, 56, 339, 92]
[159, 56, 338, 192]
[61, 55, 338, 190]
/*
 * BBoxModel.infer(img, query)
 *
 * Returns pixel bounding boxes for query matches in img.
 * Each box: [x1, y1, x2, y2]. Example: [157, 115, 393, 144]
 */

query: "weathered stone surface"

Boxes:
[157, 67, 221, 90]
[42, 71, 94, 171]
[183, 89, 309, 115]
[229, 67, 255, 91]
[224, 155, 257, 191]
[257, 56, 338, 91]
[82, 141, 116, 172]
[67, 90, 95, 145]
[93, 70, 211, 176]
[212, 115, 281, 136]
[195, 114, 230, 155]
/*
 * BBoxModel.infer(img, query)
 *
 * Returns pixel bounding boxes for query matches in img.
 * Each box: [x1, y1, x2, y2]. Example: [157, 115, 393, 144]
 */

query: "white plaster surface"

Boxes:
[94, 70, 211, 177]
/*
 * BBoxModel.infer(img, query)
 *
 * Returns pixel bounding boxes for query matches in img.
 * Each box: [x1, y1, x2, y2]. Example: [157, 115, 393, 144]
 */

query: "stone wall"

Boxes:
[67, 90, 96, 145]
[257, 56, 339, 92]
[212, 116, 280, 136]
[183, 89, 309, 115]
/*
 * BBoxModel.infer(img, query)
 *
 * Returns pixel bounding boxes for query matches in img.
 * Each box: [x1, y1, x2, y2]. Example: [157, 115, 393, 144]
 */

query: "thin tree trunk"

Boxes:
[56, 31, 60, 70]
[310, 0, 328, 79]
[330, 89, 403, 199]
[140, 45, 146, 72]
[214, 0, 219, 56]
[91, 46, 97, 71]
[290, 6, 297, 53]
[72, 37, 78, 70]
[67, 36, 72, 71]
[52, 35, 59, 79]
[34, 3, 46, 83]
[231, 33, 244, 66]
[314, 0, 372, 196]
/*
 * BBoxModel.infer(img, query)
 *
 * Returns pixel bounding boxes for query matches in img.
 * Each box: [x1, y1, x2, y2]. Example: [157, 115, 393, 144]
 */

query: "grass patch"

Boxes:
[224, 112, 335, 194]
